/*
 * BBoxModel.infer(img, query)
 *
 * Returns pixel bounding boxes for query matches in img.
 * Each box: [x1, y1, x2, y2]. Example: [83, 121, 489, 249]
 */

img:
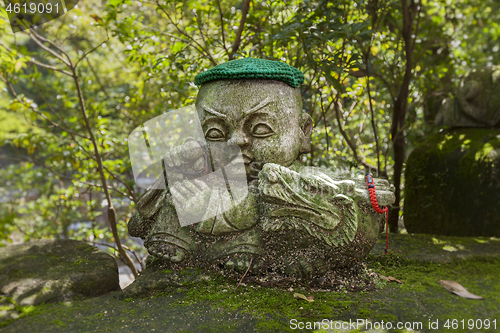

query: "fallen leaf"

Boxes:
[387, 276, 403, 284]
[439, 280, 484, 299]
[293, 293, 314, 303]
[379, 275, 403, 284]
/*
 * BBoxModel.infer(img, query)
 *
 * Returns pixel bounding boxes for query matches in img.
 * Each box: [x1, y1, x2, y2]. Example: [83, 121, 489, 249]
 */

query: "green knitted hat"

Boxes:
[194, 58, 304, 88]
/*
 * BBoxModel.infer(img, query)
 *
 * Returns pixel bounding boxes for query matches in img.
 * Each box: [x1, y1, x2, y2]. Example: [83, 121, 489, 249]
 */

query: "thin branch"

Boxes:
[101, 163, 137, 203]
[216, 0, 229, 55]
[31, 80, 91, 140]
[224, 257, 253, 299]
[3, 75, 89, 144]
[30, 28, 73, 65]
[364, 61, 381, 176]
[0, 42, 72, 76]
[156, 2, 217, 66]
[86, 58, 110, 100]
[410, 0, 422, 54]
[11, 153, 131, 199]
[90, 241, 144, 272]
[235, 257, 252, 290]
[301, 68, 319, 98]
[122, 244, 144, 271]
[195, 14, 210, 56]
[372, 71, 396, 103]
[75, 38, 109, 68]
[238, 29, 254, 51]
[5, 75, 97, 163]
[228, 0, 251, 60]
[70, 61, 139, 278]
[134, 20, 191, 43]
[22, 30, 139, 277]
[28, 30, 72, 67]
[319, 94, 330, 153]
[333, 99, 377, 172]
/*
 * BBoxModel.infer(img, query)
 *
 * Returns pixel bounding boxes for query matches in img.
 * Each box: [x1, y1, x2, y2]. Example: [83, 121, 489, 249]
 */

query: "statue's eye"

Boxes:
[252, 123, 274, 138]
[206, 128, 225, 140]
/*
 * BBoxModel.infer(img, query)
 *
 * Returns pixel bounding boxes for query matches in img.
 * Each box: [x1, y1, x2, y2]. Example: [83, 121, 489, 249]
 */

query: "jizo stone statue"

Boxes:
[435, 66, 500, 128]
[128, 58, 395, 277]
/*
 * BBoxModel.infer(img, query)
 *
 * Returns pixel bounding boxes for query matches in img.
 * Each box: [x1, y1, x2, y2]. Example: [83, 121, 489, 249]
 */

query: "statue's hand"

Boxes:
[164, 139, 207, 183]
[170, 178, 213, 225]
[354, 178, 395, 207]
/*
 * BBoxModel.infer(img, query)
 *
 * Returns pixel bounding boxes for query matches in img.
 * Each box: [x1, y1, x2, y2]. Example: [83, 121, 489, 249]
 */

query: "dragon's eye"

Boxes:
[206, 128, 225, 140]
[252, 123, 274, 137]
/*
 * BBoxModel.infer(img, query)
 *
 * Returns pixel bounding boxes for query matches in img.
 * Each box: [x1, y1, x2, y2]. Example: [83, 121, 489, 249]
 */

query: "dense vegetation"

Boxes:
[1, 0, 499, 274]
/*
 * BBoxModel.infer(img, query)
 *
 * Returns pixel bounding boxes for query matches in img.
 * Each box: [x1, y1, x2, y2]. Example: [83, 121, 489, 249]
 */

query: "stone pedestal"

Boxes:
[404, 128, 500, 236]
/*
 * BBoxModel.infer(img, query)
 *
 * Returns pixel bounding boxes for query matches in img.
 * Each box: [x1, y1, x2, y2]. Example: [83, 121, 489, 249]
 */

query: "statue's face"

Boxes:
[195, 80, 312, 173]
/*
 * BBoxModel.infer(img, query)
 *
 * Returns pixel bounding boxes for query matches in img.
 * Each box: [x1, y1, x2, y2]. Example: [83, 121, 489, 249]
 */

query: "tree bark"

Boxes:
[389, 0, 417, 232]
[228, 0, 251, 60]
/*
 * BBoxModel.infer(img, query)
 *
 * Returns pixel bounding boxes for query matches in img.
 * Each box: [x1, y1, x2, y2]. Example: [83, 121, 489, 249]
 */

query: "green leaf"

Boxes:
[15, 59, 23, 72]
[324, 71, 342, 92]
[108, 0, 123, 7]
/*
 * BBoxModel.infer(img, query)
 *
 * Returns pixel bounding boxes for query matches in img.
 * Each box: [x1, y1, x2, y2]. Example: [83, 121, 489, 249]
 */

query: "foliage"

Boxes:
[0, 0, 499, 258]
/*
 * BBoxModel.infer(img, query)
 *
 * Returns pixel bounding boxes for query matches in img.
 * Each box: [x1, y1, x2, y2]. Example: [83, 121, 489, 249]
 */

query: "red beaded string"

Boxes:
[365, 174, 389, 254]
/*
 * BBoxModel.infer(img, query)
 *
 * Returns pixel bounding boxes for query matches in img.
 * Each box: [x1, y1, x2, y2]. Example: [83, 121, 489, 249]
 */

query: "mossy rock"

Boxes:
[2, 234, 500, 332]
[405, 128, 500, 236]
[0, 239, 119, 309]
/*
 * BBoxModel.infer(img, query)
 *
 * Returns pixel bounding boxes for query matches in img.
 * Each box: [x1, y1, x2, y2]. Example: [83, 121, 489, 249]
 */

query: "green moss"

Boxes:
[0, 297, 47, 328]
[3, 235, 500, 332]
[255, 318, 291, 331]
[139, 249, 499, 328]
[72, 259, 90, 265]
[75, 245, 92, 251]
[51, 319, 65, 327]
[405, 128, 500, 236]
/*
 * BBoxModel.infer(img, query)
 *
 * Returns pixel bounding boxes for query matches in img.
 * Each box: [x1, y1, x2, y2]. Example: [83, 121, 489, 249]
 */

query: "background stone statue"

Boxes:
[406, 65, 500, 237]
[435, 66, 500, 128]
[128, 58, 395, 277]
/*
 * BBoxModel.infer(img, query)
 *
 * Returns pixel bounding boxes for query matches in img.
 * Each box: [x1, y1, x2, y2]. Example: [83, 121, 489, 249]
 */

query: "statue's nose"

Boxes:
[228, 131, 250, 147]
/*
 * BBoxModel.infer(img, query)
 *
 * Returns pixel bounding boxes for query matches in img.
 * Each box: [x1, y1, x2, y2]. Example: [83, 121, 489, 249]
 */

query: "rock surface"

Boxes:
[2, 234, 500, 332]
[0, 239, 120, 310]
[405, 128, 500, 236]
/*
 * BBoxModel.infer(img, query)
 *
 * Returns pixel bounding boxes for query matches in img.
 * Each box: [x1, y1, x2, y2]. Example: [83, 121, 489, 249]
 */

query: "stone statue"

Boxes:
[128, 58, 395, 277]
[435, 66, 500, 128]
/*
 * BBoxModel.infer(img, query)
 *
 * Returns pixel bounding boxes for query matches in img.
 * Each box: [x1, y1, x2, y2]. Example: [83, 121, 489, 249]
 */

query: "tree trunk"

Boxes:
[389, 0, 416, 232]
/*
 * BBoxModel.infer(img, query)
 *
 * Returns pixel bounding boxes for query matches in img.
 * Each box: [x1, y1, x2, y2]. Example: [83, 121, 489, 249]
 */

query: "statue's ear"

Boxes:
[299, 113, 313, 153]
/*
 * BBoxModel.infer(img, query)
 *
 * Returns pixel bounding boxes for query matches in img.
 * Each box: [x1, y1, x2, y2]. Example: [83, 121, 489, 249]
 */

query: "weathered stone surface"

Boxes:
[371, 233, 500, 262]
[2, 234, 500, 332]
[404, 128, 500, 236]
[128, 70, 395, 276]
[121, 262, 211, 298]
[435, 66, 500, 128]
[0, 239, 120, 308]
